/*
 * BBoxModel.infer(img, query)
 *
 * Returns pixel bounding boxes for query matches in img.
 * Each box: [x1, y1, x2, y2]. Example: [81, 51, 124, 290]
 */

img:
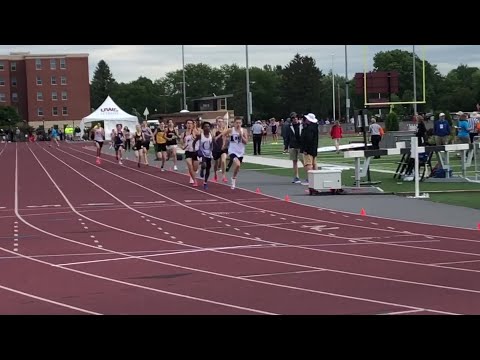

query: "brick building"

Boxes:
[0, 52, 90, 128]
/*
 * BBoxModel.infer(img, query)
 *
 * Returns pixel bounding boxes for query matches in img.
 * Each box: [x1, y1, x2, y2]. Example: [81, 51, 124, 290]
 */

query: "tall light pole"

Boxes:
[413, 45, 417, 116]
[182, 45, 187, 111]
[332, 53, 336, 122]
[245, 45, 251, 125]
[345, 45, 350, 121]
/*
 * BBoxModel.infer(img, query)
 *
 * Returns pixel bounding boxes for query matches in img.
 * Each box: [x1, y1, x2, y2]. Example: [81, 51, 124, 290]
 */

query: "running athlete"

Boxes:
[193, 122, 213, 190]
[132, 124, 145, 167]
[153, 121, 168, 171]
[141, 121, 153, 166]
[50, 127, 60, 147]
[91, 124, 105, 164]
[182, 119, 200, 187]
[222, 117, 247, 190]
[113, 124, 125, 165]
[165, 119, 179, 171]
[213, 116, 228, 182]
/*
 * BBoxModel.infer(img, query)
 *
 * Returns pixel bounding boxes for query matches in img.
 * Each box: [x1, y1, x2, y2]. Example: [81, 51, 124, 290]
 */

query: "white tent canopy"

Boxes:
[79, 96, 139, 141]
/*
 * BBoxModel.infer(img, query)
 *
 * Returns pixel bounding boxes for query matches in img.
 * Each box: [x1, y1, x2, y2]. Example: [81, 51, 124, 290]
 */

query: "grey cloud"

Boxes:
[1, 45, 480, 83]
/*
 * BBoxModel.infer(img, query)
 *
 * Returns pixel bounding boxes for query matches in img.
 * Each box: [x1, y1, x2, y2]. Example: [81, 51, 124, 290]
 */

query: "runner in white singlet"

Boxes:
[90, 124, 105, 165]
[222, 117, 247, 190]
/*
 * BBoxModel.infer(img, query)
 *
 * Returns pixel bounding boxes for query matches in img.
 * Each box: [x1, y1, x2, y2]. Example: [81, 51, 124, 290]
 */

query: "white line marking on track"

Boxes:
[0, 283, 100, 315]
[225, 224, 231, 227]
[94, 240, 99, 243]
[380, 309, 425, 315]
[171, 236, 176, 240]
[371, 222, 379, 226]
[280, 218, 286, 220]
[133, 201, 166, 205]
[13, 248, 18, 252]
[387, 227, 395, 230]
[50, 145, 464, 314]
[90, 235, 95, 238]
[433, 259, 480, 266]
[355, 219, 364, 222]
[241, 269, 326, 279]
[83, 227, 88, 230]
[234, 228, 240, 231]
[26, 204, 61, 208]
[151, 223, 156, 226]
[0, 207, 6, 209]
[343, 215, 349, 218]
[82, 203, 115, 206]
[184, 199, 217, 203]
[209, 217, 215, 220]
[13, 243, 18, 247]
[244, 233, 250, 236]
[14, 229, 18, 233]
[157, 227, 163, 231]
[14, 234, 18, 237]
[164, 232, 170, 235]
[146, 219, 150, 222]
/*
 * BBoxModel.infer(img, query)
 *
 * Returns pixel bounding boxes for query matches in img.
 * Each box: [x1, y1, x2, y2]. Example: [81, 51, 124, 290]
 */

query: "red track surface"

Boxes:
[1, 141, 480, 315]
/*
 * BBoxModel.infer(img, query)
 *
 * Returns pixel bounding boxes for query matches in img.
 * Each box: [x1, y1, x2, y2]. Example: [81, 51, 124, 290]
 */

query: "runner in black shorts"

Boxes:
[113, 124, 125, 165]
[182, 119, 200, 186]
[140, 121, 153, 166]
[153, 121, 168, 171]
[132, 124, 145, 167]
[165, 119, 179, 171]
[213, 116, 228, 182]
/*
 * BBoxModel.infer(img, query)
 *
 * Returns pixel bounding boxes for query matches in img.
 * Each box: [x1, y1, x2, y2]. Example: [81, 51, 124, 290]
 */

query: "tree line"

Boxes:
[87, 50, 480, 122]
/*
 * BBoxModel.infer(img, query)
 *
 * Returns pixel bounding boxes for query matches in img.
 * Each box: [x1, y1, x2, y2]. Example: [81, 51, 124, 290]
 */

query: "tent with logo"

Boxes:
[79, 96, 139, 140]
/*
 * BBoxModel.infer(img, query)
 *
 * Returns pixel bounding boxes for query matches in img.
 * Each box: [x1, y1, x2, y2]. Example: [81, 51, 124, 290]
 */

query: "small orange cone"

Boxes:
[284, 195, 290, 202]
[360, 208, 366, 216]
[256, 188, 261, 194]
[477, 223, 480, 230]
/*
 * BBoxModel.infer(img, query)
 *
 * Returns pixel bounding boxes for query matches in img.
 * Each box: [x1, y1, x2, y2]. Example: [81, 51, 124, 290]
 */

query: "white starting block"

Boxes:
[307, 169, 343, 195]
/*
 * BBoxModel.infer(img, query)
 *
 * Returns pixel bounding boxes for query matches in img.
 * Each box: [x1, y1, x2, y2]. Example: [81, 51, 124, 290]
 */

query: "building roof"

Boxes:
[192, 94, 234, 101]
[0, 52, 89, 60]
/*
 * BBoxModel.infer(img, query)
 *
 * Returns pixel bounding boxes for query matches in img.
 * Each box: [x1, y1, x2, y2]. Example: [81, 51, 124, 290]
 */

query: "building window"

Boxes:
[35, 59, 42, 70]
[0, 78, 4, 86]
[0, 61, 4, 71]
[37, 92, 43, 101]
[12, 93, 18, 102]
[36, 76, 42, 85]
[50, 59, 56, 70]
[52, 107, 58, 116]
[11, 62, 16, 71]
[220, 99, 226, 110]
[52, 91, 58, 101]
[51, 76, 57, 85]
[62, 106, 68, 116]
[61, 76, 67, 85]
[11, 77, 17, 87]
[61, 91, 67, 100]
[60, 58, 66, 69]
[0, 93, 5, 102]
[38, 107, 44, 116]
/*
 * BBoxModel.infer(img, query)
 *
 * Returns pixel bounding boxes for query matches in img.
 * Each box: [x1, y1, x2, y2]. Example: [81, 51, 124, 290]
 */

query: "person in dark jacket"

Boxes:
[300, 113, 319, 185]
[415, 115, 427, 146]
[283, 114, 304, 183]
[282, 113, 295, 153]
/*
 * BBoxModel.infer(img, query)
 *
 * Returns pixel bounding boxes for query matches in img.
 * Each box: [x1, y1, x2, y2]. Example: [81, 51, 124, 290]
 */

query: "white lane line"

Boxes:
[241, 269, 325, 278]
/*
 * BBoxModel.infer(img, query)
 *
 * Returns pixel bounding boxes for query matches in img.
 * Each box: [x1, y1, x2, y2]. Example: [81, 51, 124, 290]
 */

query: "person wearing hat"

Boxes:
[433, 113, 451, 145]
[456, 112, 471, 144]
[300, 113, 319, 185]
[467, 112, 479, 143]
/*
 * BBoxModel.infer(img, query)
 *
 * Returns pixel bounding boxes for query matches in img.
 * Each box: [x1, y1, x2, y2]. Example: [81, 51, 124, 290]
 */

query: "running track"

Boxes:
[1, 142, 480, 315]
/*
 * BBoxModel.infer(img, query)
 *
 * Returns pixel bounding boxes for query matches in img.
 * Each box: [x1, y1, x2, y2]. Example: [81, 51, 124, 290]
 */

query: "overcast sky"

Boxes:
[2, 45, 479, 83]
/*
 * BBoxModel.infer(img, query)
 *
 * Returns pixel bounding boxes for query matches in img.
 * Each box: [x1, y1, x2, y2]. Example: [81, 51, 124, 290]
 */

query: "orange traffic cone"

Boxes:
[360, 208, 366, 216]
[284, 195, 290, 202]
[477, 223, 480, 230]
[256, 188, 261, 194]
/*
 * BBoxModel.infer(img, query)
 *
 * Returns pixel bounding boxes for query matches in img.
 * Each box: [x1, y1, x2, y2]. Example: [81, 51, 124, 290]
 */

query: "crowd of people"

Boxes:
[89, 117, 248, 190]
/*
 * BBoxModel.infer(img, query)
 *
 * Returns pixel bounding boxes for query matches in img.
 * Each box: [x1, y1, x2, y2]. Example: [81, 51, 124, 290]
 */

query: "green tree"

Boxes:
[90, 60, 117, 109]
[373, 49, 443, 113]
[280, 54, 325, 116]
[0, 106, 21, 128]
[385, 110, 399, 131]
